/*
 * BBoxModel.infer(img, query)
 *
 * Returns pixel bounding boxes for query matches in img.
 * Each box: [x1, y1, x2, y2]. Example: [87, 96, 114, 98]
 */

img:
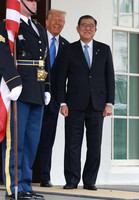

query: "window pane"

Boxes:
[129, 76, 139, 116]
[129, 119, 139, 159]
[129, 34, 139, 73]
[120, 0, 133, 27]
[134, 0, 139, 28]
[114, 75, 127, 116]
[113, 0, 118, 26]
[113, 31, 128, 73]
[114, 119, 127, 159]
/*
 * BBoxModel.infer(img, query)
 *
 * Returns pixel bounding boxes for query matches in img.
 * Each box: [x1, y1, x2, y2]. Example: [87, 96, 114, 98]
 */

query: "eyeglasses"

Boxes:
[80, 23, 96, 29]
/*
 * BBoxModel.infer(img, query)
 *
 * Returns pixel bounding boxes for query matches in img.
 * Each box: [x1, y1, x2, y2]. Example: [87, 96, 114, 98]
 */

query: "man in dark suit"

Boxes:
[38, 9, 69, 187]
[57, 15, 115, 190]
[0, 0, 50, 199]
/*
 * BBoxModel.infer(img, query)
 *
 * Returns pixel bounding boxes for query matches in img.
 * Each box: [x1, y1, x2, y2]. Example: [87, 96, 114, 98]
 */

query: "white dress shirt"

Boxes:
[80, 40, 93, 66]
[47, 30, 59, 56]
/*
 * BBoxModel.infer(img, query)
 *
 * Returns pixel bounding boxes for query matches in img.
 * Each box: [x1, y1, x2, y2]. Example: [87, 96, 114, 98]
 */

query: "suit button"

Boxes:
[89, 75, 92, 78]
[40, 56, 42, 59]
[40, 49, 42, 52]
[39, 41, 42, 44]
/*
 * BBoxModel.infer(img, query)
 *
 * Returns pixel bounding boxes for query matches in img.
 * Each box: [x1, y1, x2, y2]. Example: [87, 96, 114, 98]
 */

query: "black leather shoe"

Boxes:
[63, 183, 77, 189]
[83, 184, 97, 190]
[40, 181, 53, 187]
[27, 191, 45, 200]
[5, 194, 15, 200]
[5, 191, 35, 200]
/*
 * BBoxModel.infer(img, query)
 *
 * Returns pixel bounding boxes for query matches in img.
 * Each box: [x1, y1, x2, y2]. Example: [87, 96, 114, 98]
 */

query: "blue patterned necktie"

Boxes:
[49, 37, 56, 67]
[84, 45, 90, 68]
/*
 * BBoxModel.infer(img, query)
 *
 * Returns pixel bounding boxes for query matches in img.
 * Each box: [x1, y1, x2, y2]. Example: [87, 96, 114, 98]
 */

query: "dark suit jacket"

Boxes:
[46, 33, 69, 113]
[57, 40, 115, 111]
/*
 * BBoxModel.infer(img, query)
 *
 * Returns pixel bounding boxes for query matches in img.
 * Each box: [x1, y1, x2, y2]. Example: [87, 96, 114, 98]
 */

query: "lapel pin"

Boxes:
[96, 49, 100, 54]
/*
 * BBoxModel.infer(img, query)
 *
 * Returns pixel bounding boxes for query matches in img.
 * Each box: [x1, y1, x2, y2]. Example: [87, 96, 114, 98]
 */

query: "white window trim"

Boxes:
[112, 0, 139, 165]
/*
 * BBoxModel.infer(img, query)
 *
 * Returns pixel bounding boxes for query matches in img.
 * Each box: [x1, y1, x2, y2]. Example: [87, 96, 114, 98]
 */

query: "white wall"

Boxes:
[50, 0, 113, 186]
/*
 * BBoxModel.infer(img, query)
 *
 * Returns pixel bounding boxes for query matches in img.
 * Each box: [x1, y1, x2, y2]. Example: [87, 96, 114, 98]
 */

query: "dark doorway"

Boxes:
[0, 0, 50, 184]
[0, 0, 50, 27]
[35, 0, 51, 28]
[0, 0, 6, 20]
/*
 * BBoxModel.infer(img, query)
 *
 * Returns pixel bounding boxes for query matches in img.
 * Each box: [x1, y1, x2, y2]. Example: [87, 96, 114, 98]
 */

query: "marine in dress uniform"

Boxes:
[0, 0, 50, 199]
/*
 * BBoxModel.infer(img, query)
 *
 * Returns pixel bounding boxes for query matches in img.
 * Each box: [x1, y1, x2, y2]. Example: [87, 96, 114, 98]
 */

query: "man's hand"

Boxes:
[8, 85, 22, 101]
[44, 92, 51, 105]
[60, 105, 68, 117]
[103, 105, 112, 117]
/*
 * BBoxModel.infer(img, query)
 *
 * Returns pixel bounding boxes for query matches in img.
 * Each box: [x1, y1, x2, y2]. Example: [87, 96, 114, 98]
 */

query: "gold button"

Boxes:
[40, 56, 42, 59]
[39, 41, 42, 44]
[40, 49, 42, 52]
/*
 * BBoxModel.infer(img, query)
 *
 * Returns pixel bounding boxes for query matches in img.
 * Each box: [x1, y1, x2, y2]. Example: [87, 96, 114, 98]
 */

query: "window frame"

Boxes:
[112, 0, 139, 165]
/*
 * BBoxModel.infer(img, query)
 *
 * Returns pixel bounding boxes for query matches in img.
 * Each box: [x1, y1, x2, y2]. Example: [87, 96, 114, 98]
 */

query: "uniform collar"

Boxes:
[20, 14, 32, 24]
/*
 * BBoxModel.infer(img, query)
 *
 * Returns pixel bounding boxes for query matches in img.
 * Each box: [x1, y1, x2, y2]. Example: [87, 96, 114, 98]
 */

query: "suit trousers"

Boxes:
[39, 107, 59, 182]
[64, 106, 104, 186]
[2, 101, 44, 195]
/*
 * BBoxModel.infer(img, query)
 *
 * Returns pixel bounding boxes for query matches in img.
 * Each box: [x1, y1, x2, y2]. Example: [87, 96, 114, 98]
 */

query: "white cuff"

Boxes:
[106, 103, 113, 108]
[61, 103, 67, 107]
[44, 92, 51, 105]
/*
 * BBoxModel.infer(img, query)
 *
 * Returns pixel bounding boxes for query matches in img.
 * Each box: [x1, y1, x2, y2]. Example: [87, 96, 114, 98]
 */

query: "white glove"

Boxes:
[44, 92, 51, 105]
[8, 86, 22, 101]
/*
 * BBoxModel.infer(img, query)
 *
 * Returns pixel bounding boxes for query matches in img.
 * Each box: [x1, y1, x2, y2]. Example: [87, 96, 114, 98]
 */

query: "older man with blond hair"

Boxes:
[39, 9, 69, 187]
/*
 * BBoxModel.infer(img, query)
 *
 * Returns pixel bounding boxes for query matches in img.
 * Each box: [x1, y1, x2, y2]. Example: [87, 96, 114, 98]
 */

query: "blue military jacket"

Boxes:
[0, 19, 50, 105]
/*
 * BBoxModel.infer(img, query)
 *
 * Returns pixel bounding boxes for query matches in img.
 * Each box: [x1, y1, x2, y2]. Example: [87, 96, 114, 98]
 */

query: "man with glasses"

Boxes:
[38, 9, 69, 187]
[57, 15, 115, 190]
[0, 0, 50, 199]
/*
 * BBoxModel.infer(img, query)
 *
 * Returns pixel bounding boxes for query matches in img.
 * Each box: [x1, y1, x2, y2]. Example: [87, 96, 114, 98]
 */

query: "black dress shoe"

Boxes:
[5, 194, 15, 200]
[5, 191, 35, 200]
[63, 183, 77, 189]
[27, 191, 45, 200]
[40, 181, 53, 187]
[83, 184, 97, 190]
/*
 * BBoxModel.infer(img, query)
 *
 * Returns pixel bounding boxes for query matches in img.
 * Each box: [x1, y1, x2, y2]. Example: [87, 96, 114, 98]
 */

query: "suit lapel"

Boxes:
[91, 40, 99, 71]
[56, 36, 65, 57]
[52, 36, 65, 68]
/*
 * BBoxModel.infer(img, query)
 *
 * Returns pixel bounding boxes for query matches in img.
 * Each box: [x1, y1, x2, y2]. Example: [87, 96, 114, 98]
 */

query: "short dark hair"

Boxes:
[78, 15, 97, 27]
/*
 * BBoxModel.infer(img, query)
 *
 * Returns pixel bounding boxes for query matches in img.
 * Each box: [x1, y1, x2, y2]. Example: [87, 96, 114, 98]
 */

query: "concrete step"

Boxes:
[1, 185, 139, 200]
